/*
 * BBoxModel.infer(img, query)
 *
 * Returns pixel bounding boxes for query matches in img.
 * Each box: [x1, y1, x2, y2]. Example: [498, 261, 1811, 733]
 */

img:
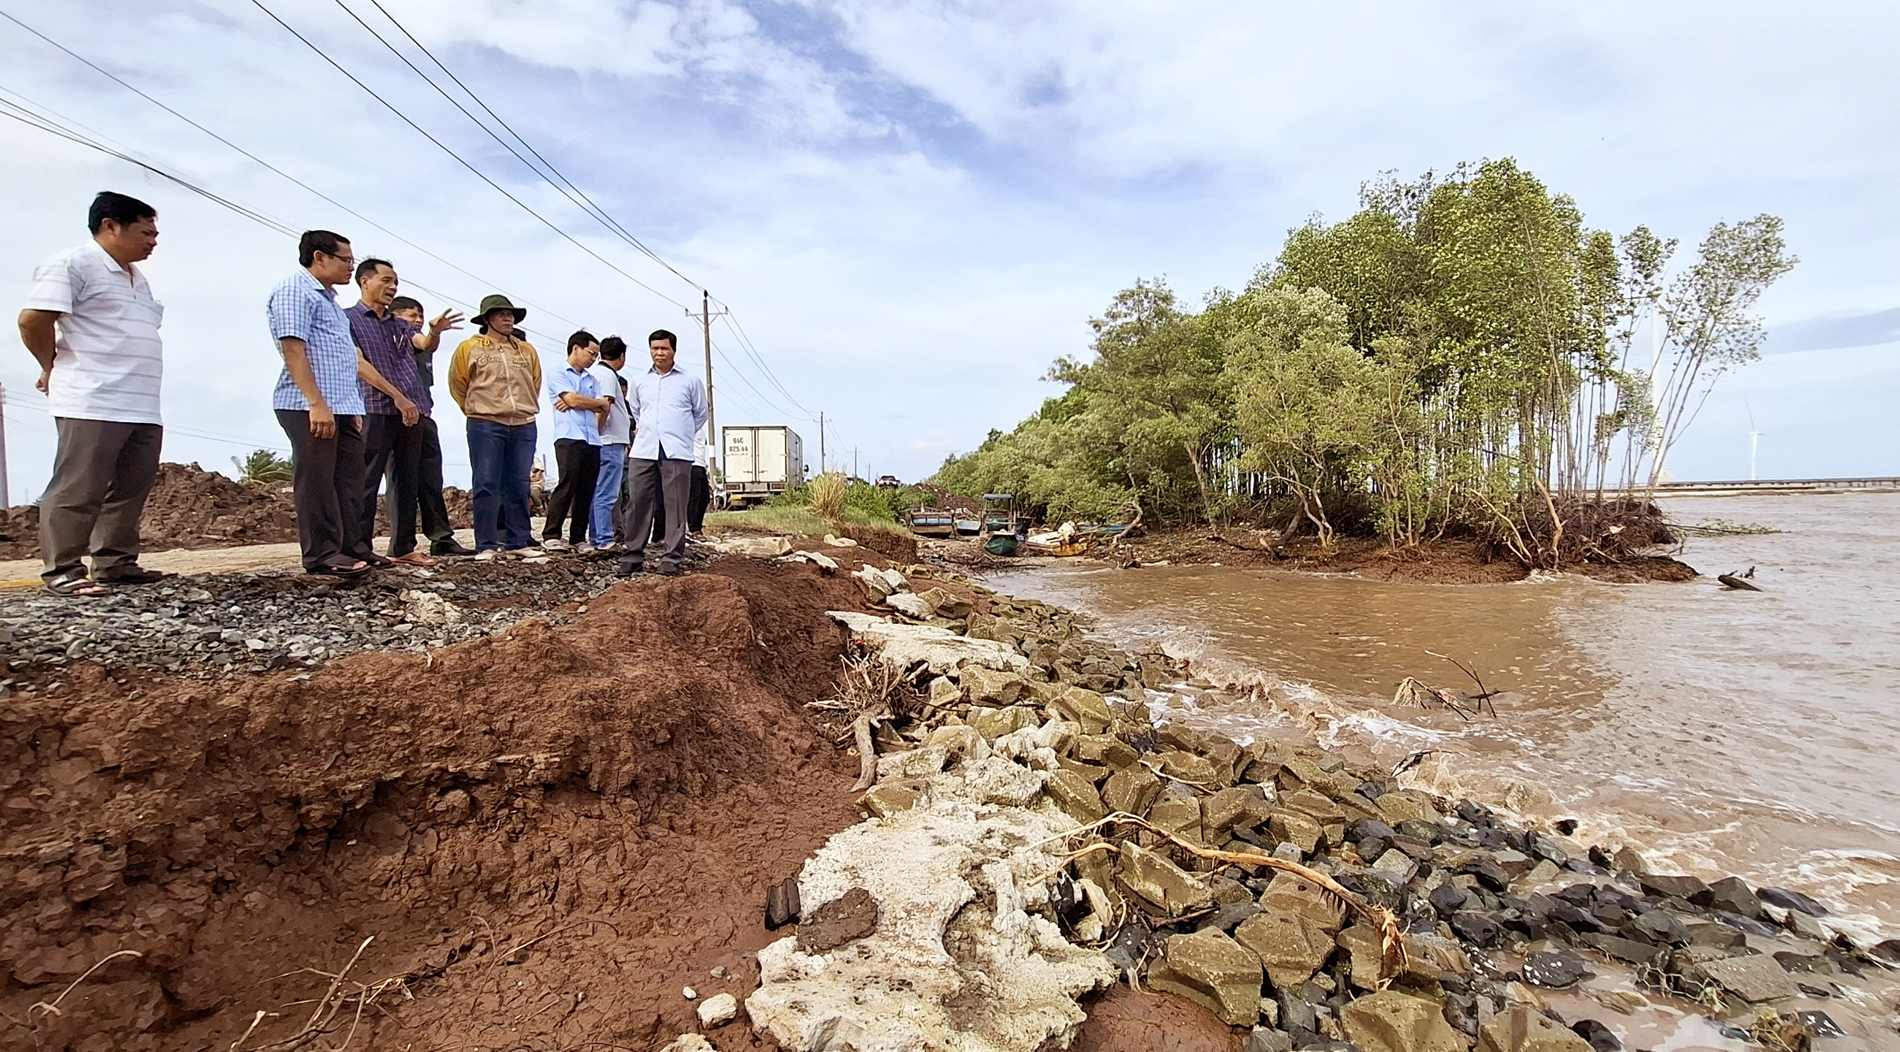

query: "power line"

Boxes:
[346, 0, 701, 291]
[0, 6, 583, 332]
[247, 0, 691, 312]
[716, 307, 812, 415]
[0, 88, 480, 322]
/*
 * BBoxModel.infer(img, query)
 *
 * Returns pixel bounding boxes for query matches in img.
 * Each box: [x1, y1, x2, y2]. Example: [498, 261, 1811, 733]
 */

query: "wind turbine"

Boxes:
[1746, 402, 1763, 481]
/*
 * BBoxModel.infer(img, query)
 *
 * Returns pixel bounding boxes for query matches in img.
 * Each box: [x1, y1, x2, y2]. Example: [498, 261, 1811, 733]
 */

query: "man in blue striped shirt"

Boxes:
[269, 230, 379, 576]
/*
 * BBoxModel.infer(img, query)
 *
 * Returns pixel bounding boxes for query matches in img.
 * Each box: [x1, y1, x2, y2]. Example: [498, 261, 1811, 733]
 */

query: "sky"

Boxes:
[1, 0, 1897, 505]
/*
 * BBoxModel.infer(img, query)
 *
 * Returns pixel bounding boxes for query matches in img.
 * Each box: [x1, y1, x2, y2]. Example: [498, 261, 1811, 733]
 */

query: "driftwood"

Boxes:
[1718, 571, 1763, 592]
[1039, 814, 1407, 987]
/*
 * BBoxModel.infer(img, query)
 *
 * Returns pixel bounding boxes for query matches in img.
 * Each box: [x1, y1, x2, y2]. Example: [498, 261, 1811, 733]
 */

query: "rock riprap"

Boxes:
[756, 564, 1897, 1051]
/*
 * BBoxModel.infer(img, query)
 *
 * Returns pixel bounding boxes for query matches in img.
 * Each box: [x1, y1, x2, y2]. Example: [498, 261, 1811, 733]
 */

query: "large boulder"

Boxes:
[830, 612, 1029, 676]
[1151, 929, 1263, 1026]
[1477, 1004, 1595, 1052]
[1115, 841, 1213, 916]
[962, 665, 1027, 706]
[1102, 765, 1163, 816]
[1050, 687, 1115, 734]
[1340, 990, 1463, 1052]
[1203, 786, 1274, 841]
[1235, 909, 1336, 993]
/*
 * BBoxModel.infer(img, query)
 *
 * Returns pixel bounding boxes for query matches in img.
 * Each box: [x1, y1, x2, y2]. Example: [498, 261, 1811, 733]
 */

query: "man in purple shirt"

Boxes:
[346, 258, 456, 565]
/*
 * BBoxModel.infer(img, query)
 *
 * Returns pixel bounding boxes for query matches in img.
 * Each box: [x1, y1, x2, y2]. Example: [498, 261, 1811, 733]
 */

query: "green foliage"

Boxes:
[231, 448, 292, 484]
[768, 478, 931, 523]
[929, 158, 1793, 566]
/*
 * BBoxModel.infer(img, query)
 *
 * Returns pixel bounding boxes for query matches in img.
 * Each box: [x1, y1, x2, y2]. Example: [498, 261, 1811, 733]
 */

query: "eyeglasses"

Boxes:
[323, 252, 356, 266]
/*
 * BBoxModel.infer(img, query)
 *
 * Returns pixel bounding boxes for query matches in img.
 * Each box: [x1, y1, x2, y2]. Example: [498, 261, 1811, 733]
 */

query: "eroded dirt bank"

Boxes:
[1, 558, 872, 1051]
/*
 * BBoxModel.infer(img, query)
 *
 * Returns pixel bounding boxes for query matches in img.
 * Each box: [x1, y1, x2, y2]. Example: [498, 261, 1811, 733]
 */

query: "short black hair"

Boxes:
[599, 335, 627, 362]
[298, 230, 350, 268]
[567, 330, 599, 353]
[88, 191, 156, 234]
[648, 329, 678, 350]
[390, 295, 422, 313]
[354, 257, 394, 283]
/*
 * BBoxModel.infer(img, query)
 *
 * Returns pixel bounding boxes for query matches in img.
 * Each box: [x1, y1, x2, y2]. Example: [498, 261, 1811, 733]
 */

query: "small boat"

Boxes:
[955, 518, 981, 536]
[907, 510, 957, 538]
[983, 534, 1019, 556]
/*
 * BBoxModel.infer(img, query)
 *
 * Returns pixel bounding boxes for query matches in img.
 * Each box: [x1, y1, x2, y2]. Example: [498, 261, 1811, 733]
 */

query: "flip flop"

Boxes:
[44, 571, 111, 597]
[103, 566, 175, 584]
[309, 560, 371, 578]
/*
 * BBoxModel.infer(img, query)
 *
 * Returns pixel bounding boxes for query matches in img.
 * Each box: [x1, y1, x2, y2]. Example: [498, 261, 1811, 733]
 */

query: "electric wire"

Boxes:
[715, 306, 812, 415]
[3, 9, 810, 468]
[0, 6, 583, 332]
[343, 0, 701, 290]
[247, 0, 691, 312]
[0, 91, 488, 322]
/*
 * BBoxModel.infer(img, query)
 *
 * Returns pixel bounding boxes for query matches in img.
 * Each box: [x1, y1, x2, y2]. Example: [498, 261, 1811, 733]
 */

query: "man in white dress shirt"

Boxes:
[17, 192, 170, 595]
[617, 329, 708, 576]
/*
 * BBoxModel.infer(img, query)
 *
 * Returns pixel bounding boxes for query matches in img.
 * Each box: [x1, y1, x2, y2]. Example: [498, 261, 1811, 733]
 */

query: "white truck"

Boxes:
[722, 425, 806, 507]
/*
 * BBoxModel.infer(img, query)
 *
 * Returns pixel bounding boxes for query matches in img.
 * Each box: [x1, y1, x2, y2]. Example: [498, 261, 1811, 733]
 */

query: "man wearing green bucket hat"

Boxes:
[447, 294, 542, 558]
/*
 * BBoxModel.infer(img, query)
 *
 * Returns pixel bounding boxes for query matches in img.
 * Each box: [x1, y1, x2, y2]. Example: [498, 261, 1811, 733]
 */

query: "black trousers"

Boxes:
[620, 457, 691, 571]
[39, 417, 163, 582]
[277, 410, 367, 570]
[543, 438, 601, 544]
[413, 415, 456, 551]
[653, 464, 714, 540]
[689, 464, 712, 532]
[359, 413, 424, 556]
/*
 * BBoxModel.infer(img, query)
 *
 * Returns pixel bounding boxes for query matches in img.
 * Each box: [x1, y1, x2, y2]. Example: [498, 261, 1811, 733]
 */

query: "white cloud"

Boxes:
[2, 0, 1897, 505]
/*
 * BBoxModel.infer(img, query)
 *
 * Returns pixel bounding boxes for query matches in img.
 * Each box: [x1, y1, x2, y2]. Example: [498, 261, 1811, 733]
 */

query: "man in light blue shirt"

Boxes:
[269, 229, 377, 576]
[588, 336, 632, 550]
[618, 328, 708, 576]
[541, 330, 608, 551]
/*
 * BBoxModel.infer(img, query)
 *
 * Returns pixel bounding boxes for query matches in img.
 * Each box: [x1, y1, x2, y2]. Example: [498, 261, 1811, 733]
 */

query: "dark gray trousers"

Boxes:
[39, 417, 163, 582]
[413, 415, 455, 549]
[619, 456, 691, 571]
[277, 410, 368, 570]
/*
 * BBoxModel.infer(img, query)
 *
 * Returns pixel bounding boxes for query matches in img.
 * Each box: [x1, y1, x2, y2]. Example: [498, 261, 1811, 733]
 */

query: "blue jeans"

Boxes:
[591, 444, 627, 547]
[467, 419, 536, 551]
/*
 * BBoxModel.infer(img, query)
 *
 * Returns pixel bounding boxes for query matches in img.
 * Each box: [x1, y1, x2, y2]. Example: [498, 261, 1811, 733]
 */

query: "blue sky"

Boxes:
[2, 0, 1896, 504]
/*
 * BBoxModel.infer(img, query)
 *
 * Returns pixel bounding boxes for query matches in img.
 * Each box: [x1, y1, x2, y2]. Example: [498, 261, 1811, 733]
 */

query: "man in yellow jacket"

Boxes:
[447, 294, 542, 559]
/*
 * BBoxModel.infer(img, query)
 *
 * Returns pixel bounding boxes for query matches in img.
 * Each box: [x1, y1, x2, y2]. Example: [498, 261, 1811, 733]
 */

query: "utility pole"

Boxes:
[0, 382, 9, 509]
[817, 412, 826, 474]
[690, 291, 727, 474]
[851, 448, 859, 480]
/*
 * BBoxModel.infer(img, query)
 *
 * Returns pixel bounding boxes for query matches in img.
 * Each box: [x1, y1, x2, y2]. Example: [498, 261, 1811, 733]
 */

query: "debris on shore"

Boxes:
[744, 562, 1899, 1052]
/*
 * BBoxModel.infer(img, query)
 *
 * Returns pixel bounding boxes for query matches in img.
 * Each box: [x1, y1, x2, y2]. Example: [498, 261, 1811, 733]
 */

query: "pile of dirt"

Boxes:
[0, 559, 872, 1051]
[0, 461, 477, 561]
[1108, 528, 1699, 584]
[909, 483, 980, 515]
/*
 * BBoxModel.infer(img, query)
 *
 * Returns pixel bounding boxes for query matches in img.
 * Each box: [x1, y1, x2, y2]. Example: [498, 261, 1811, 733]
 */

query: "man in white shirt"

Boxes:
[617, 329, 708, 576]
[17, 192, 169, 595]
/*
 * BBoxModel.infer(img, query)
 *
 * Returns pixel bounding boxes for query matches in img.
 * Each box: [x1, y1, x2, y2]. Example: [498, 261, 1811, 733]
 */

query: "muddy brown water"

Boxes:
[991, 492, 1900, 940]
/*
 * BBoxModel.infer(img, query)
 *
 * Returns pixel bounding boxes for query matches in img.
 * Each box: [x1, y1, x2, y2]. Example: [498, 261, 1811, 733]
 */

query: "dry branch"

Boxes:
[1037, 813, 1407, 987]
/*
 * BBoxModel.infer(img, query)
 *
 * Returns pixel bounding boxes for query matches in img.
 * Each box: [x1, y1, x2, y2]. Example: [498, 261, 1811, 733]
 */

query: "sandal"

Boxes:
[390, 551, 438, 567]
[44, 570, 111, 597]
[309, 559, 371, 578]
[102, 565, 174, 584]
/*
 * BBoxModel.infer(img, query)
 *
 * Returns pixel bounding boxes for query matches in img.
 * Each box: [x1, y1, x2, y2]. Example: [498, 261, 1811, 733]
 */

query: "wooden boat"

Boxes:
[907, 510, 957, 538]
[983, 534, 1019, 556]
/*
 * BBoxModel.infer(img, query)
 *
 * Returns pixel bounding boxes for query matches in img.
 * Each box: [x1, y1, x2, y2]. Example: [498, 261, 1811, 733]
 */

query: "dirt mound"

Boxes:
[910, 483, 981, 515]
[0, 461, 478, 561]
[0, 559, 870, 1051]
